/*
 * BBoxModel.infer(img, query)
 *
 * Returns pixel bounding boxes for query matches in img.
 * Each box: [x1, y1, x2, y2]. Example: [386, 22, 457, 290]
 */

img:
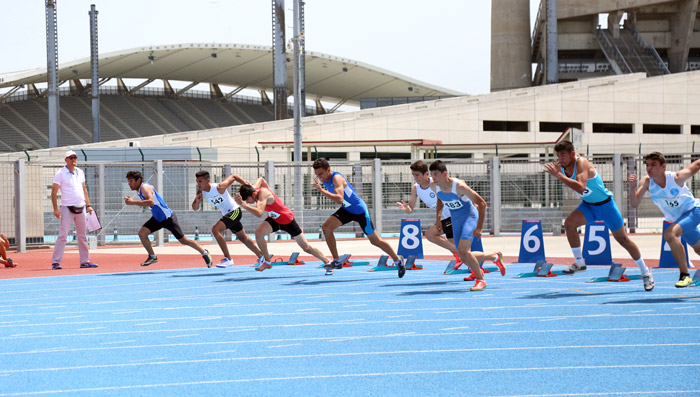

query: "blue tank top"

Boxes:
[138, 182, 173, 222]
[562, 157, 612, 204]
[321, 171, 367, 214]
[435, 179, 475, 222]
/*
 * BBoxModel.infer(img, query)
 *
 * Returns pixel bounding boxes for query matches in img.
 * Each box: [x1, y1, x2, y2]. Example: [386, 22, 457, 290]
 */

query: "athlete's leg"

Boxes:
[235, 228, 263, 259]
[611, 226, 641, 260]
[564, 209, 587, 249]
[138, 226, 156, 257]
[177, 235, 206, 255]
[254, 221, 274, 261]
[0, 233, 9, 249]
[665, 223, 690, 274]
[457, 239, 482, 280]
[321, 216, 343, 259]
[293, 233, 329, 264]
[367, 231, 399, 262]
[425, 224, 457, 253]
[211, 221, 230, 259]
[0, 235, 6, 261]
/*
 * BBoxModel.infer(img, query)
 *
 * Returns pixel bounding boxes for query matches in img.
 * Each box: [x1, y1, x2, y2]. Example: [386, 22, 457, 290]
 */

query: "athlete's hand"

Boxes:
[435, 222, 443, 234]
[124, 196, 135, 205]
[543, 163, 561, 178]
[233, 193, 243, 205]
[628, 174, 638, 187]
[53, 208, 60, 219]
[473, 228, 482, 239]
[396, 200, 410, 213]
[311, 176, 323, 191]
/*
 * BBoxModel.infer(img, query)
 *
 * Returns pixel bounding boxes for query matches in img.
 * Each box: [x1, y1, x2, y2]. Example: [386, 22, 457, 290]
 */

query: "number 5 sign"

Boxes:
[583, 221, 613, 265]
[398, 219, 424, 259]
[518, 220, 546, 263]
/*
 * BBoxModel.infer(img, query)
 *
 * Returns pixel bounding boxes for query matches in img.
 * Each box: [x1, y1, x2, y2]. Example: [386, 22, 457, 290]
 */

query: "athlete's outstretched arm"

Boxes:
[397, 184, 418, 214]
[628, 174, 650, 208]
[676, 158, 700, 186]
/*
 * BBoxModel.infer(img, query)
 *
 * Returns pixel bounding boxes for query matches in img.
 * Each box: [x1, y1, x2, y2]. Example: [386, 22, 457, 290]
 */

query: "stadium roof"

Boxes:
[0, 43, 463, 105]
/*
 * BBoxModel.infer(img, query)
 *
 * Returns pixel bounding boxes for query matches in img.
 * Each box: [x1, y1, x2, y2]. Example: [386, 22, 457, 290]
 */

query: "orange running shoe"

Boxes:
[463, 269, 483, 282]
[470, 279, 487, 291]
[494, 252, 506, 276]
[453, 253, 463, 269]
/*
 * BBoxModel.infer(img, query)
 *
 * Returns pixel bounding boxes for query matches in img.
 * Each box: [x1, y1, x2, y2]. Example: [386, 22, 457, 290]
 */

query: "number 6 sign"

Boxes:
[518, 220, 546, 263]
[398, 218, 424, 259]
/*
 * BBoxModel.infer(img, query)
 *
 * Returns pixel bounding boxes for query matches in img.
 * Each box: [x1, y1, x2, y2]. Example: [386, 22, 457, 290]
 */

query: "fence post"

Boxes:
[352, 163, 363, 237]
[155, 160, 164, 246]
[97, 163, 106, 246]
[372, 158, 382, 236]
[223, 164, 232, 241]
[264, 160, 275, 242]
[489, 156, 501, 237]
[626, 156, 637, 233]
[613, 153, 623, 219]
[14, 159, 26, 253]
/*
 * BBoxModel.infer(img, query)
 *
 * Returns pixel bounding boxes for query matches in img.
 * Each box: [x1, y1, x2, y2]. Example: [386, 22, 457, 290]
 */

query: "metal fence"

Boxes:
[4, 154, 700, 251]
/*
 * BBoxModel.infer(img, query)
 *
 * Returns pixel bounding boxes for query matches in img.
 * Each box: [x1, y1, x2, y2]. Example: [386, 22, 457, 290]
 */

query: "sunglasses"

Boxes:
[67, 156, 77, 160]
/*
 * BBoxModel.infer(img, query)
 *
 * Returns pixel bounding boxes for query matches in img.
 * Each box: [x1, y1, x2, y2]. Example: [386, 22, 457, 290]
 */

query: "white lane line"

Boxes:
[75, 327, 106, 331]
[135, 322, 166, 326]
[387, 315, 413, 318]
[165, 334, 199, 339]
[492, 323, 517, 326]
[342, 304, 367, 308]
[434, 311, 459, 314]
[0, 353, 698, 375]
[440, 326, 470, 331]
[10, 332, 44, 337]
[295, 308, 320, 312]
[100, 340, 136, 345]
[0, 320, 28, 324]
[202, 350, 237, 355]
[226, 328, 258, 333]
[267, 344, 301, 348]
[55, 316, 85, 320]
[630, 310, 654, 313]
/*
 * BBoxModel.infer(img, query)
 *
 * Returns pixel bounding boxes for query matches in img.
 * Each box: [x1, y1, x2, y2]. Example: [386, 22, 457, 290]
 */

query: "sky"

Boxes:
[0, 0, 540, 96]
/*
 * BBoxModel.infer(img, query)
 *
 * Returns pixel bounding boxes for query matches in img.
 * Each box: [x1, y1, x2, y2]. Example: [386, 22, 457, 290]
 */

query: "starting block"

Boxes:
[444, 262, 499, 275]
[369, 255, 394, 271]
[688, 270, 700, 287]
[405, 255, 422, 270]
[586, 263, 642, 283]
[342, 255, 371, 267]
[514, 260, 570, 278]
[272, 252, 305, 266]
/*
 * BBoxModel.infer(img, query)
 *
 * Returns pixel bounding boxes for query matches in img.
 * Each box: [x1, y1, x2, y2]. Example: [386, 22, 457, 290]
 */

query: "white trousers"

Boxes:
[52, 205, 90, 265]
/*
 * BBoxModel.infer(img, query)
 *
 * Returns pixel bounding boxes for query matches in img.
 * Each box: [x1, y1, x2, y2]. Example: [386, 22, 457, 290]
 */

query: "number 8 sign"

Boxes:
[398, 219, 424, 259]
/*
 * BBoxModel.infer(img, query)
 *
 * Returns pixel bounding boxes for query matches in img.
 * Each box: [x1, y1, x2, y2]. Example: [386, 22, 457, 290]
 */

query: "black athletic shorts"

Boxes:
[220, 208, 244, 233]
[143, 213, 185, 240]
[332, 206, 375, 236]
[265, 217, 302, 237]
[441, 217, 454, 239]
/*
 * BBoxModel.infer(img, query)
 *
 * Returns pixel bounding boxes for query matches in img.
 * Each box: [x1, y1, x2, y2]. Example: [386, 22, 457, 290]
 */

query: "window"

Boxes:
[691, 125, 700, 134]
[643, 124, 681, 134]
[540, 122, 582, 133]
[483, 120, 529, 132]
[302, 151, 347, 161]
[592, 123, 633, 133]
[359, 152, 411, 160]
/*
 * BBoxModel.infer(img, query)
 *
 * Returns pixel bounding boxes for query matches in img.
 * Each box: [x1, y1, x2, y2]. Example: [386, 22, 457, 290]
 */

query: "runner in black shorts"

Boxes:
[193, 171, 264, 268]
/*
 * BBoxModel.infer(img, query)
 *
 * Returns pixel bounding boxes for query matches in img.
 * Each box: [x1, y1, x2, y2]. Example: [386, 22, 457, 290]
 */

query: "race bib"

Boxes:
[269, 211, 281, 219]
[342, 199, 352, 208]
[442, 199, 464, 210]
[662, 199, 680, 208]
[578, 188, 592, 198]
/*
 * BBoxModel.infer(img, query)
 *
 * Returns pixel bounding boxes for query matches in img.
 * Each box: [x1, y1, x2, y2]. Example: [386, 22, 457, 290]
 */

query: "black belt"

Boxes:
[585, 196, 612, 206]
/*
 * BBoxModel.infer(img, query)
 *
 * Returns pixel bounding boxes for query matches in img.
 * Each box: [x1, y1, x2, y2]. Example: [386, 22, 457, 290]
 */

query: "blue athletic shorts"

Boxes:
[576, 198, 624, 231]
[451, 206, 479, 248]
[673, 206, 700, 245]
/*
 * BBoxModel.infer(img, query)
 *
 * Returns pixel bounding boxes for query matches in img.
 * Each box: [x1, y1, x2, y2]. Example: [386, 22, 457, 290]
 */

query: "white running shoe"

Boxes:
[216, 257, 233, 268]
[562, 263, 587, 275]
[642, 272, 655, 291]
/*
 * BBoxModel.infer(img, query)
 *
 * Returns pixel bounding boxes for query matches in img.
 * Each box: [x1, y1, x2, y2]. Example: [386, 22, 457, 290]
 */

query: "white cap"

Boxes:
[65, 150, 77, 158]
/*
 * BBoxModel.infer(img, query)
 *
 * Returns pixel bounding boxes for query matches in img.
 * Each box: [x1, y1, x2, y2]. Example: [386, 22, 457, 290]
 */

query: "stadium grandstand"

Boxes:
[0, 43, 459, 153]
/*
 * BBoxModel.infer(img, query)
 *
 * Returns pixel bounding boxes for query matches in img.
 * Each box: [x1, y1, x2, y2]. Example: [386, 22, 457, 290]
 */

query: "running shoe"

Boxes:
[562, 263, 587, 275]
[453, 252, 463, 269]
[5, 258, 16, 268]
[494, 251, 506, 276]
[256, 261, 272, 272]
[324, 266, 334, 276]
[202, 250, 212, 268]
[463, 269, 482, 282]
[395, 256, 406, 278]
[325, 258, 343, 270]
[216, 257, 233, 268]
[80, 262, 98, 268]
[642, 272, 655, 291]
[141, 256, 158, 266]
[52, 263, 62, 270]
[470, 279, 487, 291]
[255, 255, 265, 268]
[675, 275, 693, 288]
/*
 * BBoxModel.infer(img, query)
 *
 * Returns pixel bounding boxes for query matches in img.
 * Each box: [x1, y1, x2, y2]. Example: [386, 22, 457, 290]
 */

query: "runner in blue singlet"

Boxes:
[312, 158, 406, 278]
[544, 140, 653, 291]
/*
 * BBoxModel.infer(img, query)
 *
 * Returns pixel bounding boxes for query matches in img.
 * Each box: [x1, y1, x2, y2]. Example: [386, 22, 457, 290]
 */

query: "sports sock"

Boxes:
[571, 247, 584, 265]
[634, 258, 649, 275]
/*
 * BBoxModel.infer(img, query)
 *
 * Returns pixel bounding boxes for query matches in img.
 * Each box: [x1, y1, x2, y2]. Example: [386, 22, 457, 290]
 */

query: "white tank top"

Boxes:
[648, 171, 700, 222]
[201, 183, 239, 215]
[416, 178, 450, 219]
